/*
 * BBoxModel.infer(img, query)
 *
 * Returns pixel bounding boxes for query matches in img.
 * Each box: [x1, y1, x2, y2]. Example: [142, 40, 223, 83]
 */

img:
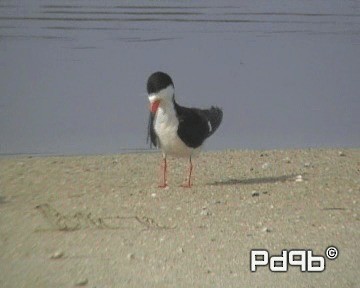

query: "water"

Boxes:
[1, 0, 359, 155]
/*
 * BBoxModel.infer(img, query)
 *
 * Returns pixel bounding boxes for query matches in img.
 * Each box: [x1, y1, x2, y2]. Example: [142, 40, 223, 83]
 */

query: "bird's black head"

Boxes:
[147, 71, 174, 94]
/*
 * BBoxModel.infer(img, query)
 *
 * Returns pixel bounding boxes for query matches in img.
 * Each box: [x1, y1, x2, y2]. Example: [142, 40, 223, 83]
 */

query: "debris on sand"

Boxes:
[262, 227, 271, 233]
[127, 253, 135, 260]
[75, 278, 88, 286]
[50, 250, 64, 259]
[261, 162, 270, 169]
[283, 157, 291, 163]
[338, 151, 346, 157]
[251, 191, 260, 197]
[304, 162, 311, 168]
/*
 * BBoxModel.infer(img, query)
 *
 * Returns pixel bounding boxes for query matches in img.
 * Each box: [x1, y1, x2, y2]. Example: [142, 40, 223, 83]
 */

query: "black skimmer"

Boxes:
[147, 71, 223, 188]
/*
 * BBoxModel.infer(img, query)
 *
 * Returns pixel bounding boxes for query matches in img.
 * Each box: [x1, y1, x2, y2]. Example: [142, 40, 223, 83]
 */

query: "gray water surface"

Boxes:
[1, 0, 359, 155]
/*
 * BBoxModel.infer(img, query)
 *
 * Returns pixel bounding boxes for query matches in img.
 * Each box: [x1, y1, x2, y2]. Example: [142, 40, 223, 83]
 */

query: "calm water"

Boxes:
[0, 0, 359, 155]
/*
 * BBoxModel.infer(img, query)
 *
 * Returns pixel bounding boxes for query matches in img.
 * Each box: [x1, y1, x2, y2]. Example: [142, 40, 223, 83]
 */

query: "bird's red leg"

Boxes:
[158, 156, 168, 188]
[181, 156, 193, 188]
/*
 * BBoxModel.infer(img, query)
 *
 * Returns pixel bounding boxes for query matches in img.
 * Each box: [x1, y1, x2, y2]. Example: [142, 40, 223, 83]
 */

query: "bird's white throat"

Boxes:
[148, 85, 174, 103]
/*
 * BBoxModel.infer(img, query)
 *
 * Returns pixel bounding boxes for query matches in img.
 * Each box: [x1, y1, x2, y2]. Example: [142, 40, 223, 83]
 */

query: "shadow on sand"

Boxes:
[210, 174, 299, 186]
[0, 196, 7, 204]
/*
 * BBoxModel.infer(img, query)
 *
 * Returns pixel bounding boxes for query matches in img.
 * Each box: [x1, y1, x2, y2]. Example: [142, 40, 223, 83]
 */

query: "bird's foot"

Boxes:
[180, 181, 192, 188]
[158, 183, 168, 188]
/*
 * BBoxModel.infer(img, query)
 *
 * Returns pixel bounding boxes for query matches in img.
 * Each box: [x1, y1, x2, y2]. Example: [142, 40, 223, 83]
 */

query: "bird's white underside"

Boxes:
[149, 86, 201, 158]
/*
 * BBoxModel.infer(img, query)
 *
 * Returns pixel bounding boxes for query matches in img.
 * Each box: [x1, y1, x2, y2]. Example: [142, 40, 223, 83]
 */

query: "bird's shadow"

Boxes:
[0, 196, 7, 204]
[209, 173, 299, 186]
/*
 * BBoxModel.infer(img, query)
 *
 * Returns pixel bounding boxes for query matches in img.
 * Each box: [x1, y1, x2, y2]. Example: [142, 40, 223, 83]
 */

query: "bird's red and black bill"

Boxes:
[149, 100, 160, 113]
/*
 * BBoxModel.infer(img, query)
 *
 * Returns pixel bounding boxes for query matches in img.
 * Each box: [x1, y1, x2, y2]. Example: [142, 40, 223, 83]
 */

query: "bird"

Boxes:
[146, 71, 223, 188]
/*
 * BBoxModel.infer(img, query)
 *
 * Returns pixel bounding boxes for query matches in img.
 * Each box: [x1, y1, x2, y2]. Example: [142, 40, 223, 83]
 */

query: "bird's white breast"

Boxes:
[154, 104, 200, 158]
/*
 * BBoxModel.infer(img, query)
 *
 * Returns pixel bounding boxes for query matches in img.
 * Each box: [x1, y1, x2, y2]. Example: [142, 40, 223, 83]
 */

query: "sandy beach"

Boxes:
[0, 148, 359, 287]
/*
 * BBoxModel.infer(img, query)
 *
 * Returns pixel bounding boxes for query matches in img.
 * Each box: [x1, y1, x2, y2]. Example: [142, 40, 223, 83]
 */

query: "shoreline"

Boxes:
[0, 145, 358, 158]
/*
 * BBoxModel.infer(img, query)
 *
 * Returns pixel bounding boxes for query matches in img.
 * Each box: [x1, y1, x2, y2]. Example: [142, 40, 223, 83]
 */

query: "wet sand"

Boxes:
[0, 148, 359, 287]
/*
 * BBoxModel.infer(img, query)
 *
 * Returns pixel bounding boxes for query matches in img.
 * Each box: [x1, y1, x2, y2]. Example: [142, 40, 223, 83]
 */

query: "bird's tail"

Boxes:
[204, 106, 223, 137]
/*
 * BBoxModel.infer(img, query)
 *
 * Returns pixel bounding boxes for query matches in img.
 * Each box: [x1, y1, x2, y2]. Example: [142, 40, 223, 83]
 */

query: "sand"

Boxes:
[0, 148, 359, 287]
